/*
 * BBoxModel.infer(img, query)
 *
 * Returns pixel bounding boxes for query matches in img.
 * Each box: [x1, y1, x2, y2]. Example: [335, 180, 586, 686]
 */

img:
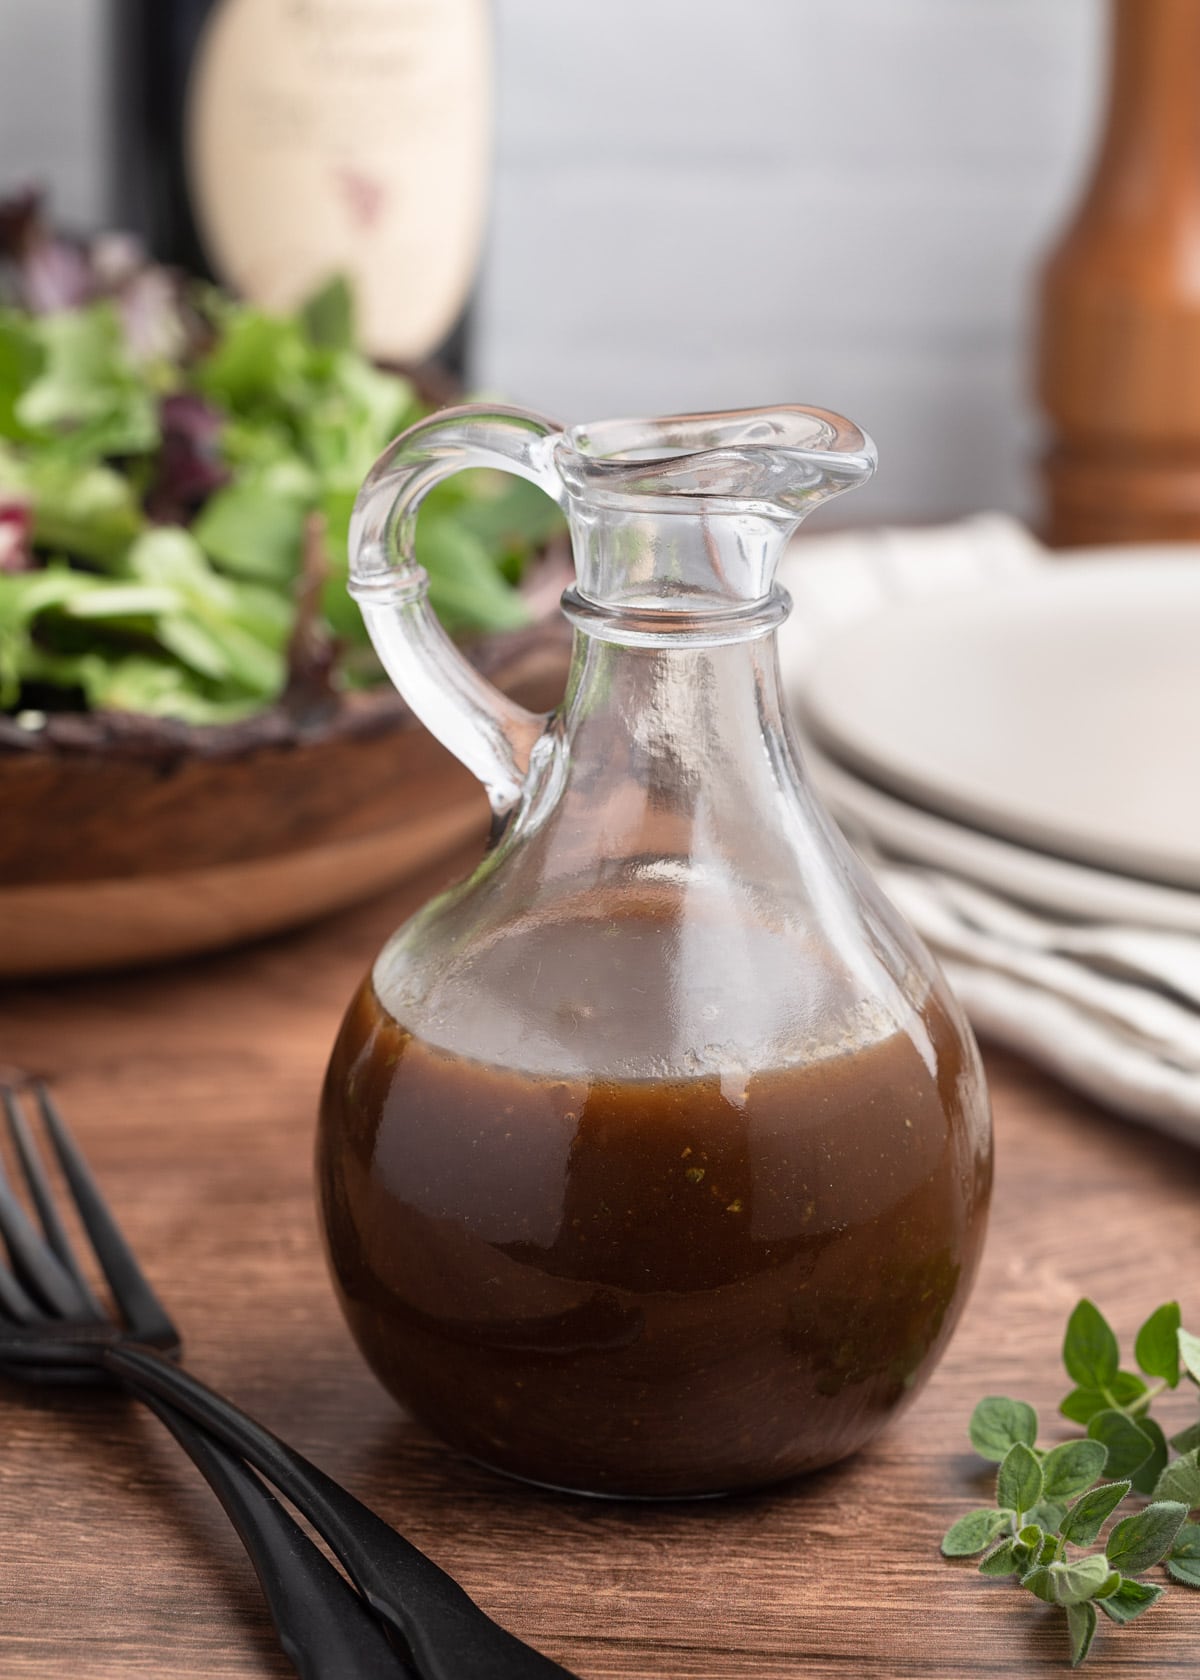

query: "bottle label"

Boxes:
[186, 0, 490, 362]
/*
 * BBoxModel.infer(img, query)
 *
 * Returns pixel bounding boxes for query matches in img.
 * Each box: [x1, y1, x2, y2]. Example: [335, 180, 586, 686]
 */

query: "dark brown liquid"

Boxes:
[318, 918, 990, 1498]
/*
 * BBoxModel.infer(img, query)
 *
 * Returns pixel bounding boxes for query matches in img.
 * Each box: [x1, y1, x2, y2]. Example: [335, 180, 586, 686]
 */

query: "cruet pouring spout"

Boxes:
[346, 402, 875, 811]
[560, 405, 876, 520]
[556, 405, 877, 611]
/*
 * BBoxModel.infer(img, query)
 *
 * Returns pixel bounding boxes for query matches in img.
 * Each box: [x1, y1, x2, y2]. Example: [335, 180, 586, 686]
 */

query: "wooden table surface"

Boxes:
[3, 845, 1199, 1678]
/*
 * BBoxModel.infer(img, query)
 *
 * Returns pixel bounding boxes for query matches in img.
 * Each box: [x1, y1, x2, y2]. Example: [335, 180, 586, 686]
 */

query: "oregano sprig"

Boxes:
[1059, 1300, 1181, 1494]
[941, 1299, 1200, 1666]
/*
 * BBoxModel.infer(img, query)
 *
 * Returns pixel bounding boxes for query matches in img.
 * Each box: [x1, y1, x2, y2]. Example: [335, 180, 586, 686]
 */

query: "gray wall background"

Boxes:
[0, 0, 1105, 525]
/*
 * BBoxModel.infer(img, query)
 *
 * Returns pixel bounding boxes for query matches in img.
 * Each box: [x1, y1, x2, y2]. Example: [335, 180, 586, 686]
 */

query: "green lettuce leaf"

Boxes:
[16, 303, 159, 459]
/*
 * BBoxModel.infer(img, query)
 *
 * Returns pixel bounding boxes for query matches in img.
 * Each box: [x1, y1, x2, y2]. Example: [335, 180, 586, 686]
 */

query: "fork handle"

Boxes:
[104, 1342, 579, 1680]
[142, 1390, 413, 1680]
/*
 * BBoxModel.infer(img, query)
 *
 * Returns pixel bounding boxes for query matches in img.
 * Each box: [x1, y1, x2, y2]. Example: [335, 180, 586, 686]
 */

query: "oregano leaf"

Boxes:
[1026, 1499, 1068, 1535]
[942, 1507, 1011, 1557]
[997, 1441, 1044, 1519]
[968, 1396, 1038, 1463]
[1055, 1555, 1119, 1606]
[1180, 1328, 1200, 1387]
[1042, 1439, 1108, 1500]
[1153, 1448, 1200, 1510]
[979, 1537, 1022, 1577]
[1059, 1480, 1132, 1548]
[1061, 1371, 1146, 1425]
[1166, 1522, 1200, 1588]
[1134, 1302, 1181, 1386]
[1097, 1578, 1165, 1624]
[1087, 1410, 1154, 1480]
[1023, 1556, 1112, 1607]
[1021, 1563, 1057, 1604]
[1060, 1386, 1106, 1426]
[1066, 1599, 1098, 1667]
[1064, 1300, 1120, 1390]
[1130, 1417, 1169, 1497]
[1105, 1501, 1188, 1575]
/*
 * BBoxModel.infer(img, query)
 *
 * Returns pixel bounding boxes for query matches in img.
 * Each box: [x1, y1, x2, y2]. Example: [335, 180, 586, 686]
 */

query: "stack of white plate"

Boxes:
[781, 521, 1200, 1139]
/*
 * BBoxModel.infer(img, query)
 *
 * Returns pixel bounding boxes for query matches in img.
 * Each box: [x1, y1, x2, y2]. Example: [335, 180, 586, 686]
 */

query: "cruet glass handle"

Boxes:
[348, 404, 567, 817]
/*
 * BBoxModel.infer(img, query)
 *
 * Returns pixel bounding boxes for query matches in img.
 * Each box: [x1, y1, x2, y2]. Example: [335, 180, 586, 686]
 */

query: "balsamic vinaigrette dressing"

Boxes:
[317, 906, 991, 1499]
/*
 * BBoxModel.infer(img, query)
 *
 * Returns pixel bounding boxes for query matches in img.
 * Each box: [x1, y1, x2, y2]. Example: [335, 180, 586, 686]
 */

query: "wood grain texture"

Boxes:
[2, 845, 1200, 1677]
[0, 800, 485, 978]
[0, 626, 570, 978]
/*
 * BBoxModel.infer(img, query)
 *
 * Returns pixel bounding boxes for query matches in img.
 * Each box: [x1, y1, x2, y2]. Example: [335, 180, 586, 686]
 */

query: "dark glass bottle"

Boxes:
[111, 0, 214, 277]
[109, 0, 487, 379]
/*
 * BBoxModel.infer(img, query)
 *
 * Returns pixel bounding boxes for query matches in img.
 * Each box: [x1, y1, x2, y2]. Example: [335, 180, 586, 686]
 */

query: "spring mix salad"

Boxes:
[0, 196, 560, 726]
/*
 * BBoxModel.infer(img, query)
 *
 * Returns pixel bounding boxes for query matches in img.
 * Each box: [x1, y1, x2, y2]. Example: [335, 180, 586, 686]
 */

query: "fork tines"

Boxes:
[0, 1081, 177, 1352]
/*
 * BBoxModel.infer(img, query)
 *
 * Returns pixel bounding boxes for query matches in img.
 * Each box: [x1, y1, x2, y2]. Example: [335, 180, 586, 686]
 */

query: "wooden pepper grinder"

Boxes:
[1036, 0, 1200, 545]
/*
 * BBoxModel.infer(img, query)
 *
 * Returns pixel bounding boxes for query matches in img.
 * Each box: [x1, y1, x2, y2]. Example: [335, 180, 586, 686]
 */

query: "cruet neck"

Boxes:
[344, 399, 874, 820]
[554, 407, 875, 622]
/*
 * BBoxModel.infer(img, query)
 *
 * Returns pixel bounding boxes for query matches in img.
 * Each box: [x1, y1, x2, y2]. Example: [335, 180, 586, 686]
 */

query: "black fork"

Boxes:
[0, 1081, 578, 1680]
[0, 1080, 409, 1678]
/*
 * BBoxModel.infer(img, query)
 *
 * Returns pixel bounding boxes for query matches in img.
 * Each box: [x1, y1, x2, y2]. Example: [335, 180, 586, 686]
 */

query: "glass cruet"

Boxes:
[317, 403, 993, 1499]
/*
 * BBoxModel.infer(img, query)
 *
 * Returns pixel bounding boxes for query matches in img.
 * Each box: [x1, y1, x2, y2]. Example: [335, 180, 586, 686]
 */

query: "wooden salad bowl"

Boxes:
[0, 624, 571, 979]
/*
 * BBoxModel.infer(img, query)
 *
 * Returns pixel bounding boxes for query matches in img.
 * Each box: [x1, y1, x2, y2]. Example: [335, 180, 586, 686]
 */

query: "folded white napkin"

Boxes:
[779, 516, 1200, 1139]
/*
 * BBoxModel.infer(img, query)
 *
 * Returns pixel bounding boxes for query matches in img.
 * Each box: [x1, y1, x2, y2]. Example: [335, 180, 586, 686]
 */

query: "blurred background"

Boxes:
[0, 0, 1104, 526]
[3, 0, 1197, 1150]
